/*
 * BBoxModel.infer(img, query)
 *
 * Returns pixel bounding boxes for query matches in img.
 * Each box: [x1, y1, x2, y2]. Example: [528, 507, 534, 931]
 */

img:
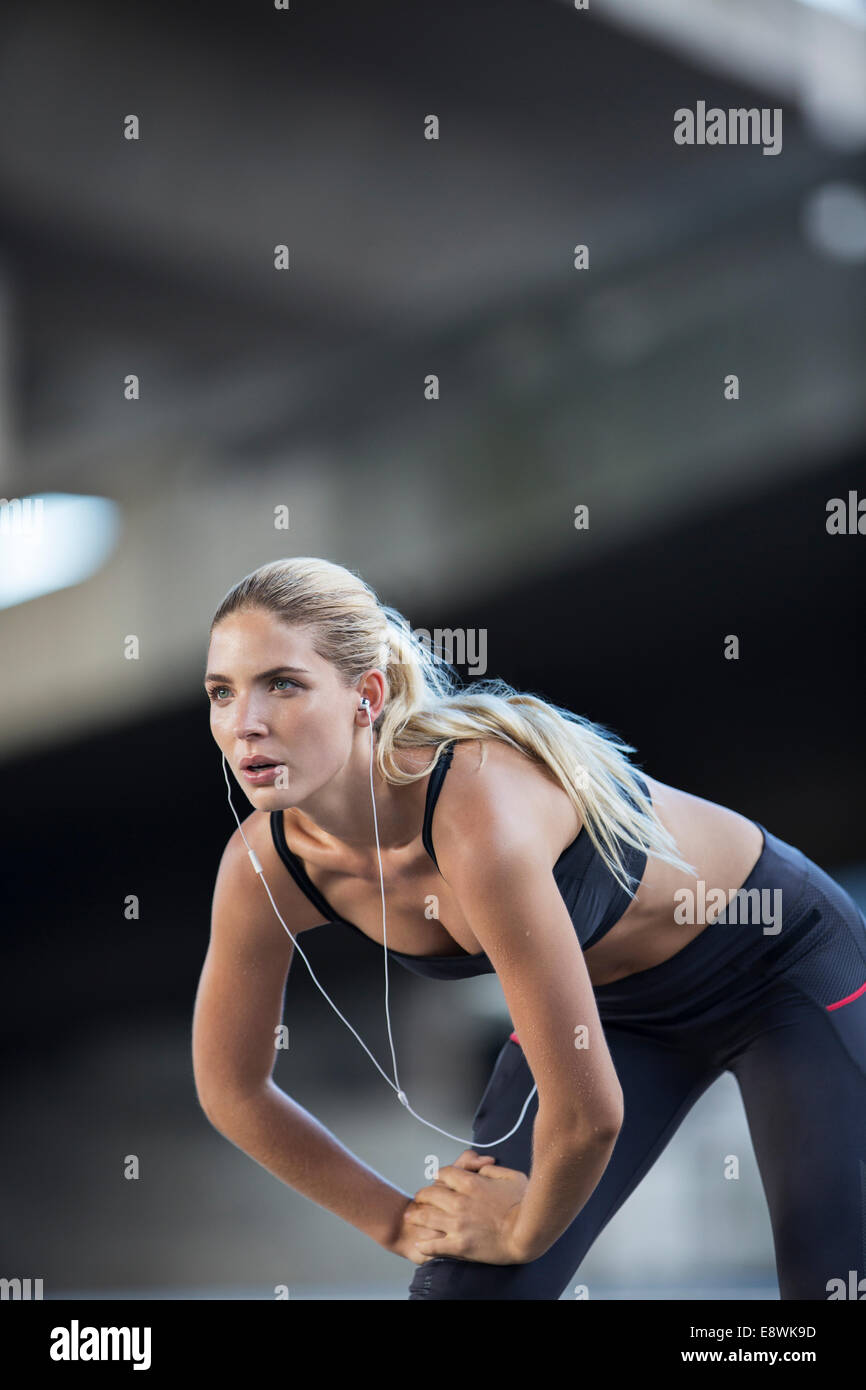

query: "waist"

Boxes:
[511, 822, 814, 1038]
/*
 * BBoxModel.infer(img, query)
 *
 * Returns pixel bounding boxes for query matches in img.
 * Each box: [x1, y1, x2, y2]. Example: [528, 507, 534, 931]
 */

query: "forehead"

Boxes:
[207, 611, 321, 665]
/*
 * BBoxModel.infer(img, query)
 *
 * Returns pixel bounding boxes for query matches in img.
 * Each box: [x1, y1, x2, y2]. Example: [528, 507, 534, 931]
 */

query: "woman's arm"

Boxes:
[507, 1105, 619, 1262]
[203, 1081, 416, 1253]
[429, 752, 626, 1263]
[192, 820, 433, 1258]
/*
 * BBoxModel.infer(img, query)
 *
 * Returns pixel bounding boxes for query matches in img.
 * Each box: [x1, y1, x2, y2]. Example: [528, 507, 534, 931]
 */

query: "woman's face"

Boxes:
[205, 608, 368, 807]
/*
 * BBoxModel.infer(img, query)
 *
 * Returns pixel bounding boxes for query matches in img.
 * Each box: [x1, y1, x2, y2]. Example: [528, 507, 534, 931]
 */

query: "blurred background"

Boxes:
[1, 0, 865, 1299]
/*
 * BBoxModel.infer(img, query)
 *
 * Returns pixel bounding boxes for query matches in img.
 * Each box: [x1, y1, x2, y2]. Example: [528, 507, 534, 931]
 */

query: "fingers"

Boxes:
[406, 1200, 460, 1235]
[453, 1148, 497, 1171]
[410, 1218, 450, 1241]
[412, 1183, 461, 1214]
[476, 1162, 521, 1180]
[423, 1164, 479, 1196]
[403, 1198, 448, 1231]
[414, 1239, 447, 1259]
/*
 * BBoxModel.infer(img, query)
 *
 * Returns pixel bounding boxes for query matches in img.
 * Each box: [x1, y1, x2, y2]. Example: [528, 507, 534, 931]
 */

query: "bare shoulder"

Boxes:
[451, 735, 549, 789]
[212, 808, 325, 941]
[433, 736, 574, 862]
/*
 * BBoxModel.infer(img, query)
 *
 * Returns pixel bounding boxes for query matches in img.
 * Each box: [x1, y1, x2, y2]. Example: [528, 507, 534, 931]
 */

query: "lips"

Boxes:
[241, 760, 283, 785]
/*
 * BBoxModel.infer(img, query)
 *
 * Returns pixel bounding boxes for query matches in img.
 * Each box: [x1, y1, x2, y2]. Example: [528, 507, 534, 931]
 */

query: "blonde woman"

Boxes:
[193, 556, 866, 1300]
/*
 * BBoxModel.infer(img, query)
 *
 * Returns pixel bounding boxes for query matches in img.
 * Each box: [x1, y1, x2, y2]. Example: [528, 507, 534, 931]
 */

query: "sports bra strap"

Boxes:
[420, 741, 456, 871]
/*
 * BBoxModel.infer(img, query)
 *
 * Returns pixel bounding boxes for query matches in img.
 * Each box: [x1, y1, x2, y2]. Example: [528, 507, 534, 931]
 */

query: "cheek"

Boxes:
[209, 707, 230, 737]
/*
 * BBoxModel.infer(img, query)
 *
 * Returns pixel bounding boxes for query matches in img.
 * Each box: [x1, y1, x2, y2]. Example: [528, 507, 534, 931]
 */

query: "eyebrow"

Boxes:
[203, 665, 311, 685]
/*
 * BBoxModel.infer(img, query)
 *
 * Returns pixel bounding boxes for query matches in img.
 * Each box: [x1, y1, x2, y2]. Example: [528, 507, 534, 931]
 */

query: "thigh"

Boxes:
[730, 918, 866, 1299]
[408, 1029, 722, 1300]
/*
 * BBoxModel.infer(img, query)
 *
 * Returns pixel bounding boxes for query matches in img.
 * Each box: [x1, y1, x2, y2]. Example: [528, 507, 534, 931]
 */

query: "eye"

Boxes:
[206, 677, 299, 702]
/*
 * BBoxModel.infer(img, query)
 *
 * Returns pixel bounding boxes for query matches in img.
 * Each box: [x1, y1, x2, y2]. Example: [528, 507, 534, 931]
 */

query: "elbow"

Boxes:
[556, 1098, 624, 1148]
[199, 1095, 246, 1138]
[196, 1088, 225, 1132]
[581, 1113, 622, 1147]
[597, 1093, 625, 1144]
[196, 1076, 273, 1134]
[539, 1104, 623, 1149]
[586, 1084, 625, 1144]
[194, 1074, 234, 1133]
[591, 1091, 625, 1145]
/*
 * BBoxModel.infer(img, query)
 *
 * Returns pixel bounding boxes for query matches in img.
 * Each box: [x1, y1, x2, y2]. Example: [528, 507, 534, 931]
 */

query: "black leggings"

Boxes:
[408, 825, 866, 1299]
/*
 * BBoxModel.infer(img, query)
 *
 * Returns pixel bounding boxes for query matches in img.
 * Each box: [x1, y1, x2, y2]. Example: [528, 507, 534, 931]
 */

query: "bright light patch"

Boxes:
[0, 492, 122, 609]
[793, 0, 866, 26]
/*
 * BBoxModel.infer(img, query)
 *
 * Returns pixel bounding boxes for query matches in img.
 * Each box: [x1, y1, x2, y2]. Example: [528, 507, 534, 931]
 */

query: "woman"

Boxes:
[193, 556, 866, 1300]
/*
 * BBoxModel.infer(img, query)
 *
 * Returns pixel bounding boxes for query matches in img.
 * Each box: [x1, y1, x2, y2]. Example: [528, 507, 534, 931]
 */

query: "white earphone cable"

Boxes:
[220, 702, 537, 1146]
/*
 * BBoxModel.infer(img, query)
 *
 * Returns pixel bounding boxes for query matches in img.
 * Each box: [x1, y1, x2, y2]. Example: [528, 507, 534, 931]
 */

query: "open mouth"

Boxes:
[242, 761, 282, 780]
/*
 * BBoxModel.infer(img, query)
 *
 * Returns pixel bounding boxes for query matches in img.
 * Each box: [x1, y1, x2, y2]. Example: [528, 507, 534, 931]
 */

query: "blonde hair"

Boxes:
[210, 556, 697, 893]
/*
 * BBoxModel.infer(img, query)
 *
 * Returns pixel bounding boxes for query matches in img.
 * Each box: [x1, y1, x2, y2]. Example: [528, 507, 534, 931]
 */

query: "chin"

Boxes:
[241, 774, 291, 799]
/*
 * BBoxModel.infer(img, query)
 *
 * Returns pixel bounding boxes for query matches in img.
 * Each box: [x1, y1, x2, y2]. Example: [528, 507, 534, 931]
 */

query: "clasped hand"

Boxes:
[398, 1149, 529, 1265]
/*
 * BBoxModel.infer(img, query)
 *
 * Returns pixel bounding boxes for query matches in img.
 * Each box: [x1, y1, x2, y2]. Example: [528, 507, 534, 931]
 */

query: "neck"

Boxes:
[285, 737, 422, 858]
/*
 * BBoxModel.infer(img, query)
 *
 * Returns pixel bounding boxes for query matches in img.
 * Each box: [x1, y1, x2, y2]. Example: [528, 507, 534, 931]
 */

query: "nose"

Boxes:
[226, 690, 270, 740]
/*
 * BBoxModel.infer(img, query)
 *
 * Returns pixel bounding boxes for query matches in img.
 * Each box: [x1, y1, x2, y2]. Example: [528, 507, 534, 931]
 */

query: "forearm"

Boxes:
[509, 1107, 618, 1262]
[204, 1079, 410, 1252]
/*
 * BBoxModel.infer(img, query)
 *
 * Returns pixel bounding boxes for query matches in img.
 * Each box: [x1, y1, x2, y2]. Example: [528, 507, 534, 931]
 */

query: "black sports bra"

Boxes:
[268, 741, 650, 981]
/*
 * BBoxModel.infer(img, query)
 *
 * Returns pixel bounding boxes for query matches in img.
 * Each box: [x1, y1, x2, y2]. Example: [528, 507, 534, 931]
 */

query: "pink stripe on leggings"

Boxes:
[826, 979, 866, 1011]
[507, 984, 866, 1027]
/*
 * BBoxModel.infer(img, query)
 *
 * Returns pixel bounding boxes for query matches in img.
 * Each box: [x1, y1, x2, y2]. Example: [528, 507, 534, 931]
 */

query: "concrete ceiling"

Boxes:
[0, 0, 863, 757]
